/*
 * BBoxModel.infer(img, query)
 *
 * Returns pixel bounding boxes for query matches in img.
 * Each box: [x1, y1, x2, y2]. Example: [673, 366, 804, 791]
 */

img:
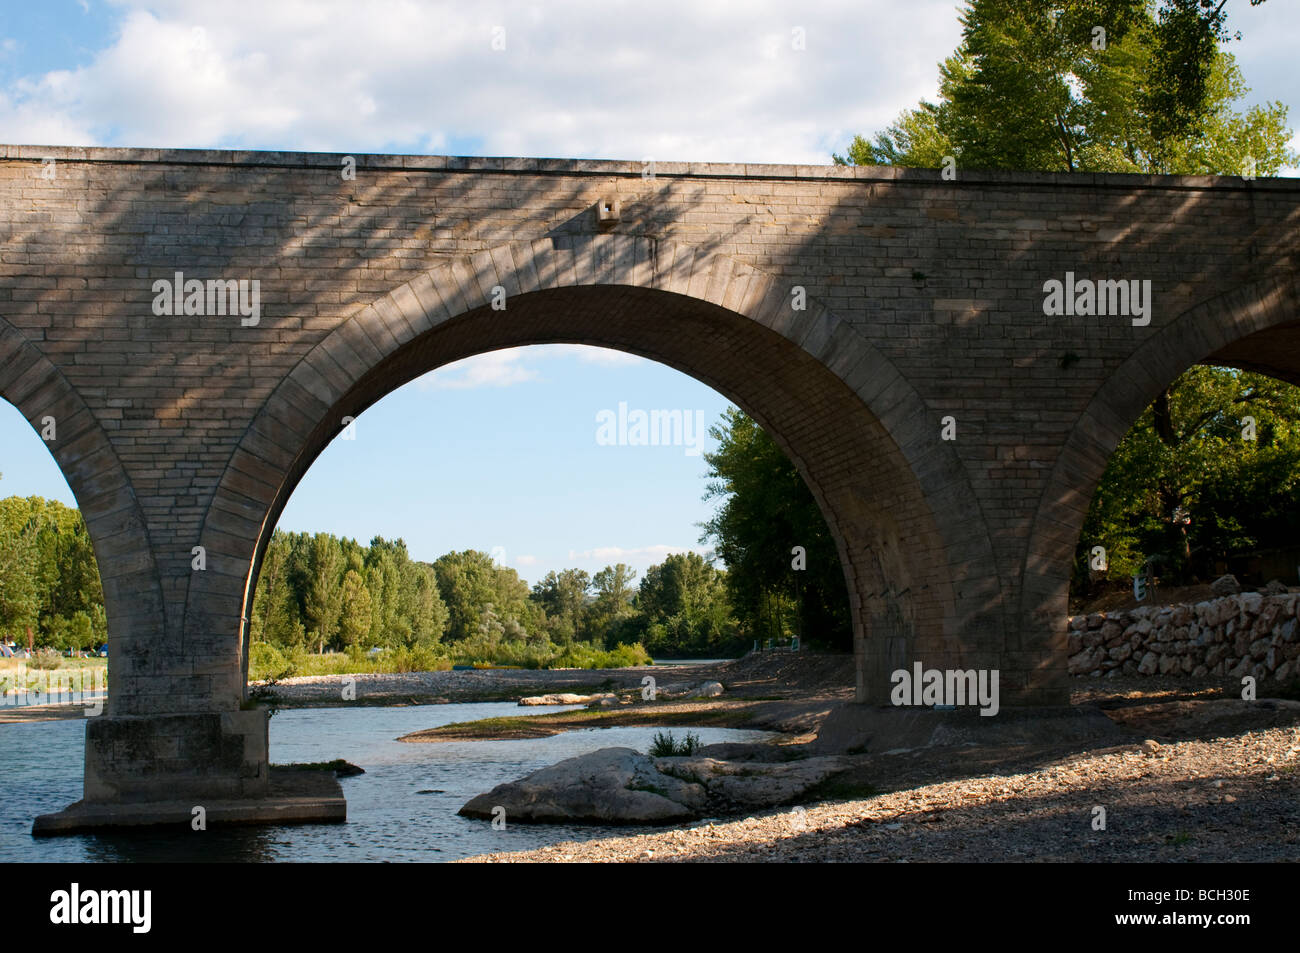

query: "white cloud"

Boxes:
[414, 343, 643, 390]
[416, 350, 539, 390]
[544, 344, 645, 367]
[0, 0, 963, 163]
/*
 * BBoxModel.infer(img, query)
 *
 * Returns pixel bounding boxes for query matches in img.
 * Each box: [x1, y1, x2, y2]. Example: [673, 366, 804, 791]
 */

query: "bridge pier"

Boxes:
[83, 711, 270, 803]
[34, 710, 346, 836]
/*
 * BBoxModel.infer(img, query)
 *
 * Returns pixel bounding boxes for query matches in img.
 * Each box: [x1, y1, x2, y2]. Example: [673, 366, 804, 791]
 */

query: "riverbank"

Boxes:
[0, 653, 825, 724]
[425, 655, 1300, 860]
[459, 720, 1300, 862]
[264, 662, 724, 708]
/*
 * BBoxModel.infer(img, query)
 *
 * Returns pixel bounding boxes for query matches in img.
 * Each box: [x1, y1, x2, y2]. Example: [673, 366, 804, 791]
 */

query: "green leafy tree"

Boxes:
[304, 532, 344, 653]
[634, 552, 737, 656]
[700, 409, 851, 650]
[433, 550, 530, 641]
[337, 568, 373, 650]
[0, 493, 40, 645]
[837, 0, 1300, 600]
[531, 568, 592, 644]
[837, 0, 1294, 175]
[589, 563, 638, 645]
[1077, 367, 1300, 590]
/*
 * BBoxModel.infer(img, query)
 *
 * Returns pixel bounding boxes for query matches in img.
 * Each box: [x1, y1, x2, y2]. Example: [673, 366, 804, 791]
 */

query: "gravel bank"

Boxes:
[461, 724, 1300, 862]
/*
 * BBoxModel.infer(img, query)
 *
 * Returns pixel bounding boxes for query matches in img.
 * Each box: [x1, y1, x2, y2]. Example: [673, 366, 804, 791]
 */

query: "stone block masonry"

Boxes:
[1, 144, 1297, 818]
[1067, 593, 1300, 681]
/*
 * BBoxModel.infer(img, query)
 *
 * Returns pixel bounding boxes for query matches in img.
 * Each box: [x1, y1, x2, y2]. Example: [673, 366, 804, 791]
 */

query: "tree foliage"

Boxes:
[0, 482, 105, 651]
[836, 0, 1294, 175]
[1076, 367, 1300, 590]
[698, 409, 852, 651]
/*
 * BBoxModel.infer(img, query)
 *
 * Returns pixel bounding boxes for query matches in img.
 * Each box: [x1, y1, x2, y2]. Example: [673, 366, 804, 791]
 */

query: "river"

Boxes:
[0, 701, 771, 862]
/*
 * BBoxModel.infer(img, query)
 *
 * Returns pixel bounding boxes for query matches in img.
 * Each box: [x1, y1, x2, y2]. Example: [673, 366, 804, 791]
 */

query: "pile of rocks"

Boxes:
[1068, 584, 1299, 681]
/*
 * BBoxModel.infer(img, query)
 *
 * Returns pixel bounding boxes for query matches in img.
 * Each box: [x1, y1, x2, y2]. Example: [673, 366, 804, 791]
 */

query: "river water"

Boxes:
[0, 702, 771, 863]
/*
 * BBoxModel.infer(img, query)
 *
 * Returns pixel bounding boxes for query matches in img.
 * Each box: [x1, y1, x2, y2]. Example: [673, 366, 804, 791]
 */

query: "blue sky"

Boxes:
[1, 0, 1297, 587]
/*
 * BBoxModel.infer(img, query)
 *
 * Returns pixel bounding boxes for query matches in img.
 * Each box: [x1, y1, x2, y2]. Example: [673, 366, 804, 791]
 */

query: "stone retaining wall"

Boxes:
[1067, 593, 1300, 680]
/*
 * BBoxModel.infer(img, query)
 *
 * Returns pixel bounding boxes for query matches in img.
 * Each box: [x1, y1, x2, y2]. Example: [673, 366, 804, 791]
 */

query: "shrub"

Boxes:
[248, 642, 292, 681]
[381, 644, 452, 673]
[29, 647, 62, 670]
[648, 730, 702, 758]
[549, 640, 653, 670]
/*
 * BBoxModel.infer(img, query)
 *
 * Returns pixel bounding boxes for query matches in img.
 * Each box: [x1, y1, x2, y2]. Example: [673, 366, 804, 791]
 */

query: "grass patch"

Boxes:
[649, 730, 702, 757]
[273, 759, 364, 775]
[403, 701, 762, 741]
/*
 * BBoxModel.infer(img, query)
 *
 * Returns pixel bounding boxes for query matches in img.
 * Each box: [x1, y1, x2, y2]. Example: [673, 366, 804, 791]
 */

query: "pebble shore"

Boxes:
[463, 725, 1300, 862]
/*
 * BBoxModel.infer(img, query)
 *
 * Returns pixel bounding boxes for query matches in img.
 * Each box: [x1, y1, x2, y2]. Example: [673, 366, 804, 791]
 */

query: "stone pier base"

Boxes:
[33, 767, 346, 836]
[84, 710, 270, 802]
[32, 709, 347, 835]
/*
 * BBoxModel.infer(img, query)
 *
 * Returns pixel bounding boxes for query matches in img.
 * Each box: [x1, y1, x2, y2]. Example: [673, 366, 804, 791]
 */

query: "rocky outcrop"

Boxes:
[459, 747, 705, 824]
[518, 693, 601, 706]
[655, 681, 726, 699]
[1211, 574, 1242, 597]
[1068, 591, 1300, 681]
[458, 745, 845, 824]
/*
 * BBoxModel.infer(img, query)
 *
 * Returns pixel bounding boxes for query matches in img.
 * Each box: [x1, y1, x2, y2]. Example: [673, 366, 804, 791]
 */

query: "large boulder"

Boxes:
[459, 747, 706, 824]
[458, 743, 851, 825]
[1212, 574, 1242, 597]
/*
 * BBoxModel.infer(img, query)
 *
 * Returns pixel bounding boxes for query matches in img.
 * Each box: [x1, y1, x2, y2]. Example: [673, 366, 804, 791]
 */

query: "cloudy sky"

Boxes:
[1, 0, 1296, 585]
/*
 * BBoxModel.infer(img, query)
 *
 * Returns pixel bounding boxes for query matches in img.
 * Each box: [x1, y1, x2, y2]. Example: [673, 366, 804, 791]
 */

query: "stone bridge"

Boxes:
[2, 145, 1297, 821]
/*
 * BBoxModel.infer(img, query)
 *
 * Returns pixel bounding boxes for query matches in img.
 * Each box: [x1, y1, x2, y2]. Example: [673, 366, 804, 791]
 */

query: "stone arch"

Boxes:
[1019, 272, 1300, 636]
[188, 235, 1001, 704]
[0, 319, 163, 716]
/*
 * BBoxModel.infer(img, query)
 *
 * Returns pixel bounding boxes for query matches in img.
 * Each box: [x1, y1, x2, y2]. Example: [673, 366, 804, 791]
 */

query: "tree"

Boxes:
[634, 552, 737, 656]
[589, 563, 637, 645]
[336, 569, 373, 650]
[304, 533, 344, 652]
[836, 0, 1294, 176]
[531, 569, 592, 644]
[1076, 367, 1300, 590]
[0, 492, 39, 645]
[433, 550, 530, 641]
[700, 408, 851, 650]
